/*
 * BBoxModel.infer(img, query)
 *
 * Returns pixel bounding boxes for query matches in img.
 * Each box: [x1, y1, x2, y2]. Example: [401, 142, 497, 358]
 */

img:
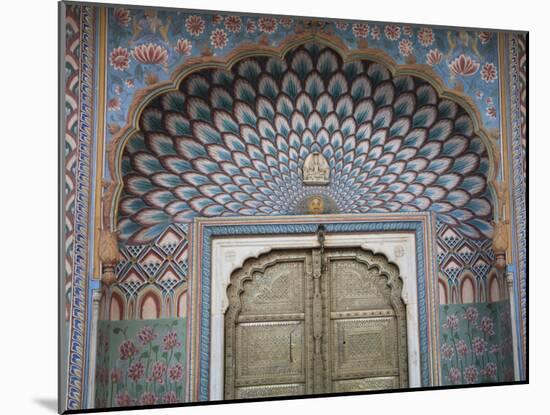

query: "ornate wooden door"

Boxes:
[224, 247, 407, 400]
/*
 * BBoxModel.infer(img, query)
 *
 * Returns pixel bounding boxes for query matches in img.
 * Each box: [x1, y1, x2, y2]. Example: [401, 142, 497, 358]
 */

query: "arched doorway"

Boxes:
[224, 247, 408, 399]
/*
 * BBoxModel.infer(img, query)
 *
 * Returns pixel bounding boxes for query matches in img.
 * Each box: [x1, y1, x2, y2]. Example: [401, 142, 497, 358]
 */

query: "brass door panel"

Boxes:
[224, 251, 312, 400]
[224, 247, 408, 399]
[326, 250, 408, 391]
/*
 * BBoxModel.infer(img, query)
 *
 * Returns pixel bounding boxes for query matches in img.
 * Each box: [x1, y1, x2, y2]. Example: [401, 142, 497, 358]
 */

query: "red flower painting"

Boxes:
[449, 54, 480, 76]
[109, 47, 130, 71]
[132, 43, 168, 65]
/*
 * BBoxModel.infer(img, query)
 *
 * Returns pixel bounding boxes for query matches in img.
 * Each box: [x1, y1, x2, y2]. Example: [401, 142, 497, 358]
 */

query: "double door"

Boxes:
[224, 247, 408, 399]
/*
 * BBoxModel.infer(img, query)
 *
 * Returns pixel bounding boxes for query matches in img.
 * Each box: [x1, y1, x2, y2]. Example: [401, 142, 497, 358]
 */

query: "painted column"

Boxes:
[506, 271, 520, 381]
[86, 289, 103, 407]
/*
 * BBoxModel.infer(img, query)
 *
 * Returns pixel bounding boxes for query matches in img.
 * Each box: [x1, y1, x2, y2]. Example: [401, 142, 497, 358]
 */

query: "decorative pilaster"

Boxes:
[86, 289, 103, 408]
[506, 272, 520, 381]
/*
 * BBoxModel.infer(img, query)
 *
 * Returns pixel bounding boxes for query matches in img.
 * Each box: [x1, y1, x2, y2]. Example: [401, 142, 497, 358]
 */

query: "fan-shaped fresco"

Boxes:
[118, 42, 493, 244]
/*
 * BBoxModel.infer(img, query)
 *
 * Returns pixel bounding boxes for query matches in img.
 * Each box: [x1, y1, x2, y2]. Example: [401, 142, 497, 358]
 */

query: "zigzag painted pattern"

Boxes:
[64, 5, 80, 318]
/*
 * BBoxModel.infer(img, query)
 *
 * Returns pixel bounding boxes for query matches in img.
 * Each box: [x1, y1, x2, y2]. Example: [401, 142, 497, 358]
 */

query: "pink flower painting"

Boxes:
[448, 54, 480, 76]
[132, 43, 168, 65]
[210, 29, 228, 50]
[225, 16, 242, 33]
[352, 23, 369, 38]
[384, 25, 401, 41]
[481, 62, 498, 83]
[258, 17, 277, 34]
[175, 39, 193, 56]
[109, 47, 130, 71]
[118, 339, 138, 360]
[114, 8, 131, 27]
[426, 49, 442, 66]
[185, 15, 205, 37]
[418, 27, 434, 47]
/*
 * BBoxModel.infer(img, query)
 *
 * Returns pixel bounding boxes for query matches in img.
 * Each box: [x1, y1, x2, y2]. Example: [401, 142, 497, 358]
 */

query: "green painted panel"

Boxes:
[439, 301, 514, 385]
[95, 318, 186, 408]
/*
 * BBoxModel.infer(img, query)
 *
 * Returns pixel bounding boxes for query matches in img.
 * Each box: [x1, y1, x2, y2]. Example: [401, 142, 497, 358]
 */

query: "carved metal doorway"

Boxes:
[224, 247, 408, 399]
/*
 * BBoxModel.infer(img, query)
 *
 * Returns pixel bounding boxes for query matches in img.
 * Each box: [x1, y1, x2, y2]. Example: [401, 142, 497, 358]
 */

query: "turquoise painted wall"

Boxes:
[439, 301, 514, 385]
[95, 318, 186, 408]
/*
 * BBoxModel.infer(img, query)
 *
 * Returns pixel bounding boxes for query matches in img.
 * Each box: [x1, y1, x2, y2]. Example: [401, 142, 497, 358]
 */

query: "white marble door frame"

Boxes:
[209, 232, 421, 400]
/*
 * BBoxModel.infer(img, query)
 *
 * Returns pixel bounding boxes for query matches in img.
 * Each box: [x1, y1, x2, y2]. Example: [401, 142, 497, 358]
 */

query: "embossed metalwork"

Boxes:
[224, 247, 408, 399]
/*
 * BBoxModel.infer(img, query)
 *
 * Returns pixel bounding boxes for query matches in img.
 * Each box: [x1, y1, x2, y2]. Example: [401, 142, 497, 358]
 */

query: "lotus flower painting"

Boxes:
[59, 1, 528, 413]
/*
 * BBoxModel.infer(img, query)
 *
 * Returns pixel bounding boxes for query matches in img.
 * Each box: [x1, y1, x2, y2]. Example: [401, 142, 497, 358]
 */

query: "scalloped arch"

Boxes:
[107, 32, 499, 244]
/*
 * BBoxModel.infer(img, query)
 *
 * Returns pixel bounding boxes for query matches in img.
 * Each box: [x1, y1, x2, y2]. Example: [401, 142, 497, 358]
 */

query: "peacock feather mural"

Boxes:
[118, 42, 493, 245]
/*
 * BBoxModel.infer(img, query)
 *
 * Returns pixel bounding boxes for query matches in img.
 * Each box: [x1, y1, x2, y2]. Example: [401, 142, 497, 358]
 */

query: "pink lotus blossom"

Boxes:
[486, 97, 494, 105]
[175, 38, 193, 56]
[479, 316, 495, 336]
[139, 392, 157, 405]
[441, 343, 454, 360]
[128, 361, 145, 381]
[384, 25, 401, 41]
[163, 391, 179, 404]
[185, 15, 205, 37]
[448, 367, 461, 384]
[110, 368, 123, 384]
[114, 8, 131, 27]
[108, 97, 121, 112]
[444, 314, 459, 331]
[149, 361, 167, 384]
[212, 14, 223, 25]
[472, 336, 487, 356]
[335, 22, 349, 30]
[490, 345, 500, 354]
[125, 78, 134, 88]
[119, 339, 139, 359]
[464, 307, 479, 323]
[456, 339, 468, 357]
[486, 106, 497, 119]
[483, 362, 497, 379]
[478, 31, 492, 44]
[246, 20, 257, 33]
[426, 49, 442, 66]
[370, 25, 381, 40]
[464, 365, 479, 384]
[402, 26, 413, 37]
[258, 17, 278, 34]
[475, 90, 484, 100]
[449, 54, 480, 76]
[210, 29, 228, 50]
[116, 391, 134, 407]
[96, 367, 108, 385]
[114, 85, 123, 95]
[225, 16, 242, 33]
[481, 62, 498, 83]
[399, 39, 413, 56]
[352, 23, 369, 38]
[109, 47, 130, 71]
[418, 27, 434, 47]
[163, 331, 181, 351]
[132, 43, 168, 65]
[279, 17, 293, 28]
[168, 363, 183, 382]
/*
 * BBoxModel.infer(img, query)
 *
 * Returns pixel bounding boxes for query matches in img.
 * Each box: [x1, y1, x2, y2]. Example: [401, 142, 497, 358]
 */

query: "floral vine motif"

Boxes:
[440, 302, 514, 386]
[95, 321, 185, 408]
